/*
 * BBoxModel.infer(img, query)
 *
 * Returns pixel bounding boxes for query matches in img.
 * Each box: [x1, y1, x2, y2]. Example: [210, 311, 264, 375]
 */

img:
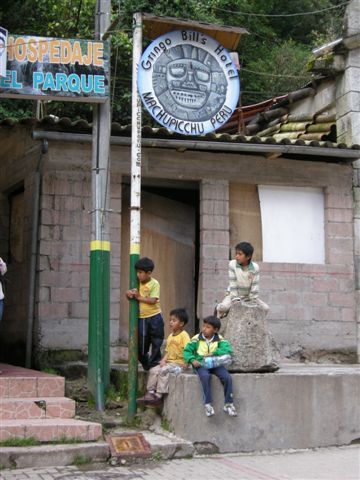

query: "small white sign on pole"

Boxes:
[0, 27, 8, 78]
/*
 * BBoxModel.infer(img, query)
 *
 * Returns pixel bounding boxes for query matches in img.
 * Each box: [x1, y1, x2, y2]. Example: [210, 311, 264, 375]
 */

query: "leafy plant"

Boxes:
[72, 454, 91, 465]
[0, 436, 40, 447]
[161, 417, 171, 432]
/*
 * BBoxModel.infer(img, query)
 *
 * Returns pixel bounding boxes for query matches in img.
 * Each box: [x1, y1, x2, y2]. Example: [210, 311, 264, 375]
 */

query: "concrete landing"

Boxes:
[163, 363, 360, 453]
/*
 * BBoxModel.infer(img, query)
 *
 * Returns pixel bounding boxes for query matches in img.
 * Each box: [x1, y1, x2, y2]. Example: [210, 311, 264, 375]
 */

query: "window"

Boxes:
[258, 185, 325, 264]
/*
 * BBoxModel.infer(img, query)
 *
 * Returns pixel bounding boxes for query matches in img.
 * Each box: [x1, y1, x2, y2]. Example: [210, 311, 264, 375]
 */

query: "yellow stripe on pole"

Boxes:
[90, 240, 111, 251]
[130, 243, 140, 255]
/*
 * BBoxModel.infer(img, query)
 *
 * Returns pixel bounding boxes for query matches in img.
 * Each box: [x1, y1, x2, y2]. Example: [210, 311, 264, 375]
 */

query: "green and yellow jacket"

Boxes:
[183, 332, 233, 365]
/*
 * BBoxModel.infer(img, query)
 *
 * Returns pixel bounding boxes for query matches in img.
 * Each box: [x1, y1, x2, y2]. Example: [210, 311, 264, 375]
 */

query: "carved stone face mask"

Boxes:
[166, 57, 211, 109]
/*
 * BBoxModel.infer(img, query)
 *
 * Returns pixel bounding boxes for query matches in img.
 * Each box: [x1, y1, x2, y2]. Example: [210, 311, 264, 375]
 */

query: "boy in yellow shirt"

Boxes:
[137, 308, 190, 406]
[126, 257, 164, 371]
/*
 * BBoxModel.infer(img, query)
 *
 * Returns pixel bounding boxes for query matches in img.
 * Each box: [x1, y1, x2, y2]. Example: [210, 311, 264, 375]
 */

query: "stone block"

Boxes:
[325, 192, 353, 209]
[341, 308, 355, 322]
[200, 213, 229, 230]
[303, 292, 328, 307]
[327, 251, 354, 266]
[325, 208, 353, 223]
[285, 306, 314, 322]
[223, 301, 280, 372]
[327, 222, 353, 237]
[200, 179, 229, 201]
[329, 292, 355, 308]
[200, 230, 229, 246]
[336, 91, 360, 119]
[200, 199, 229, 216]
[51, 287, 81, 303]
[313, 277, 340, 292]
[313, 306, 342, 322]
[201, 245, 229, 259]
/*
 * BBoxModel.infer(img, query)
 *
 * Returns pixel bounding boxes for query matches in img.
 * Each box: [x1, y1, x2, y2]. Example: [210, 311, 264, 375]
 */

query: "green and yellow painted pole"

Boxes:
[88, 240, 110, 410]
[127, 12, 143, 422]
[88, 0, 111, 411]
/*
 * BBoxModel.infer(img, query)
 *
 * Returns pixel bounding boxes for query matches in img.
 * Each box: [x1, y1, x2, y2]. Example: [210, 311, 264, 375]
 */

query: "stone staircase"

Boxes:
[0, 363, 102, 442]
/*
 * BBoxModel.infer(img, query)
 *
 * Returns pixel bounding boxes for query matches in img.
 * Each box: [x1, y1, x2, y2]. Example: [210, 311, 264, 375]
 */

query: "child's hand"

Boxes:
[192, 360, 201, 368]
[125, 289, 137, 299]
[133, 289, 140, 299]
[182, 363, 189, 370]
[159, 359, 167, 368]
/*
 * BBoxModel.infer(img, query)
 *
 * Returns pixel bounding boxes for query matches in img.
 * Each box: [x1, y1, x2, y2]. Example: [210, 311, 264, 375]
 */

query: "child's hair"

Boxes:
[170, 308, 189, 325]
[135, 257, 154, 272]
[235, 241, 254, 258]
[203, 315, 221, 331]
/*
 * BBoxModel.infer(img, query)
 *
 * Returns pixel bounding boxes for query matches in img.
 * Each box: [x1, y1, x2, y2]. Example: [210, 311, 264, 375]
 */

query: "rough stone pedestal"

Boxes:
[222, 300, 280, 372]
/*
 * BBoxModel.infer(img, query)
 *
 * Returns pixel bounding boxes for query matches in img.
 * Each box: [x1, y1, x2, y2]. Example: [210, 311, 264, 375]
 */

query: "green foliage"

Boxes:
[151, 451, 163, 461]
[0, 436, 40, 447]
[160, 417, 171, 432]
[0, 0, 348, 121]
[56, 435, 83, 444]
[72, 454, 92, 465]
[242, 40, 312, 103]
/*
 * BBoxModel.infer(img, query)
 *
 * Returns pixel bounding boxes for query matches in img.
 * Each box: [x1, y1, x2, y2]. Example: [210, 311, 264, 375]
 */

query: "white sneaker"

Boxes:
[223, 403, 237, 417]
[204, 403, 215, 417]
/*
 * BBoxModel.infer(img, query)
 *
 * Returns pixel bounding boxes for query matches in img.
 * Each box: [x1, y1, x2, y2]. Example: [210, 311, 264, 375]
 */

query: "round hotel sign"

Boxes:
[138, 30, 240, 135]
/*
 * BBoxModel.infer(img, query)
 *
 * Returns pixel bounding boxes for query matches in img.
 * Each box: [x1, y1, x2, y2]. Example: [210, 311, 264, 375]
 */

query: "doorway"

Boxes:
[120, 181, 199, 340]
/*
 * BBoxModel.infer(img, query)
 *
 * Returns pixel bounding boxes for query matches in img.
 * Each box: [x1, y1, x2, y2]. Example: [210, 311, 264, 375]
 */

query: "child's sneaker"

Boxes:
[223, 403, 237, 417]
[204, 403, 215, 417]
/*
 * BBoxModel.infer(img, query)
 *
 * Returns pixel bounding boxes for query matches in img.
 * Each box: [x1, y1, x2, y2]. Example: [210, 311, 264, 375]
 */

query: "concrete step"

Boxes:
[0, 442, 110, 469]
[0, 397, 76, 420]
[0, 364, 65, 398]
[0, 418, 102, 442]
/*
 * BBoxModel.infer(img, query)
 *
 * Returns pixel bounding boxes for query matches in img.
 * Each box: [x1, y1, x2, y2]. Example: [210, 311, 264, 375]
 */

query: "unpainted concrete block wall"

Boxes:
[197, 179, 356, 358]
[36, 170, 121, 353]
[198, 179, 229, 319]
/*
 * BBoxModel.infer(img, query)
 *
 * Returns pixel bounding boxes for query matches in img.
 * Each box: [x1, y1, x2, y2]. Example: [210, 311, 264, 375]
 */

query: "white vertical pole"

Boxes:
[128, 11, 142, 420]
[130, 12, 143, 253]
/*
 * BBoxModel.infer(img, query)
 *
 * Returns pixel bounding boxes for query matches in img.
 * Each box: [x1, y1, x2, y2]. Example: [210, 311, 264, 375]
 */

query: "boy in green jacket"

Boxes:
[183, 315, 237, 417]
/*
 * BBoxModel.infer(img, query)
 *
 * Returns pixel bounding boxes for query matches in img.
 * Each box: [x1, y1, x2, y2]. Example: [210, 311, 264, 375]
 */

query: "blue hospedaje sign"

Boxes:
[0, 34, 109, 102]
[138, 30, 240, 135]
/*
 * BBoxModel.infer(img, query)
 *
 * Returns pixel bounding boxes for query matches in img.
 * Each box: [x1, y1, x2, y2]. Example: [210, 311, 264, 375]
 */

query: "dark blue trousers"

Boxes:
[138, 313, 164, 371]
[195, 366, 233, 404]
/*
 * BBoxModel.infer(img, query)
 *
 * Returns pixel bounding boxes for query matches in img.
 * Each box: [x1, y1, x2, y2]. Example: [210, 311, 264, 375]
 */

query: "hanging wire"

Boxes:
[206, 1, 349, 18]
[111, 45, 119, 119]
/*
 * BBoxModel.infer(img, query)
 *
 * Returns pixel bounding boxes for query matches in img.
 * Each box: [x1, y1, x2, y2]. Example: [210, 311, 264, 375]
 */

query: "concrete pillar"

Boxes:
[335, 0, 360, 361]
[198, 179, 229, 319]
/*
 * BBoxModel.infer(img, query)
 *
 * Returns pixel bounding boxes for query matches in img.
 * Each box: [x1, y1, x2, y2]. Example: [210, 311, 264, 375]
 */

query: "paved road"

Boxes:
[0, 445, 359, 480]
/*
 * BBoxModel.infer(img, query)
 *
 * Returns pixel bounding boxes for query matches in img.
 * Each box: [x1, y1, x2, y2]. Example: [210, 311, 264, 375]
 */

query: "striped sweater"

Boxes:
[228, 259, 259, 300]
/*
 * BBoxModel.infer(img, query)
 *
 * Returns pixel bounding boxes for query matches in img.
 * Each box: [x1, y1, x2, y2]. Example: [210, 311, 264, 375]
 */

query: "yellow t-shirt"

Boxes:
[165, 330, 190, 365]
[138, 277, 162, 318]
